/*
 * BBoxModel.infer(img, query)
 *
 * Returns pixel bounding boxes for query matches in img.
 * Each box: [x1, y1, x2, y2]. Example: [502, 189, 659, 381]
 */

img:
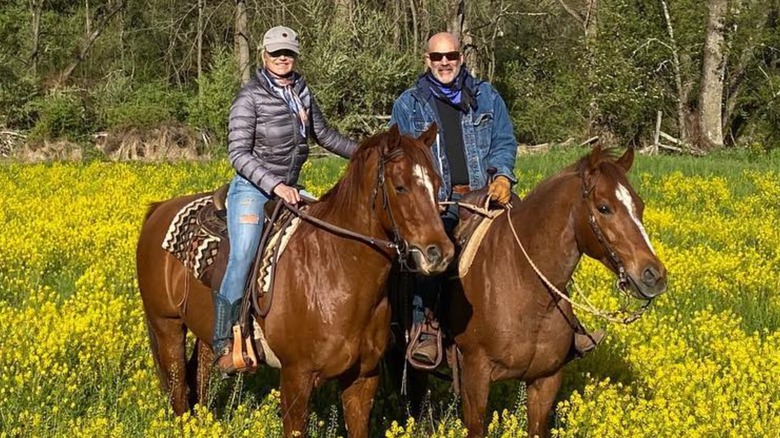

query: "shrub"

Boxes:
[28, 88, 96, 142]
[94, 73, 189, 131]
[186, 49, 241, 154]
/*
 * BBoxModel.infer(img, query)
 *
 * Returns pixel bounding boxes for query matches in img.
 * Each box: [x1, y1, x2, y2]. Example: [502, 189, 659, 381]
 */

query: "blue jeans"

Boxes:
[412, 193, 461, 325]
[218, 175, 271, 304]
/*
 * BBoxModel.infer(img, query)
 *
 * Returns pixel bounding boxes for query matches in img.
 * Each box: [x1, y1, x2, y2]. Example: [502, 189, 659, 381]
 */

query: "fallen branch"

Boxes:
[660, 131, 682, 145]
[579, 136, 599, 147]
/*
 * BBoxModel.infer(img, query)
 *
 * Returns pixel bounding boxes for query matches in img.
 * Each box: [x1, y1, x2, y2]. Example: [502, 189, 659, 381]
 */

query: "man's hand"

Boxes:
[487, 175, 512, 205]
[273, 183, 301, 205]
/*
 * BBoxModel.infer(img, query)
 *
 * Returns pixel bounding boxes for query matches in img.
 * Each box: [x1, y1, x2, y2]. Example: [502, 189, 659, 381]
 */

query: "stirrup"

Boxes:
[215, 325, 260, 377]
[406, 321, 444, 370]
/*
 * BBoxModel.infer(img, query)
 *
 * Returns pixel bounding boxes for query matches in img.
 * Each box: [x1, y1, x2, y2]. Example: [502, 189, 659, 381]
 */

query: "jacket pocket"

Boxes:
[413, 117, 429, 134]
[473, 112, 494, 130]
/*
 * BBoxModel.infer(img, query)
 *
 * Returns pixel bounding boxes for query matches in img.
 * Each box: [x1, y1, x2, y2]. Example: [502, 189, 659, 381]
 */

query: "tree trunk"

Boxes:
[447, 0, 477, 76]
[118, 1, 125, 69]
[660, 0, 689, 142]
[409, 0, 419, 52]
[235, 0, 250, 85]
[447, 0, 462, 40]
[392, 0, 403, 49]
[58, 1, 125, 85]
[30, 0, 43, 76]
[698, 0, 728, 150]
[584, 0, 598, 43]
[197, 0, 204, 99]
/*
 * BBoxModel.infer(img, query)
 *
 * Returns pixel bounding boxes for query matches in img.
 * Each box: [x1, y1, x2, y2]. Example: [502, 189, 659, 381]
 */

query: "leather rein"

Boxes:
[458, 172, 652, 325]
[282, 146, 417, 270]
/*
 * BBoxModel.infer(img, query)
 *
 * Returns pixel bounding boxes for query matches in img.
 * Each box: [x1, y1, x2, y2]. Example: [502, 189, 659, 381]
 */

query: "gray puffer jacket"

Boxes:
[228, 69, 357, 194]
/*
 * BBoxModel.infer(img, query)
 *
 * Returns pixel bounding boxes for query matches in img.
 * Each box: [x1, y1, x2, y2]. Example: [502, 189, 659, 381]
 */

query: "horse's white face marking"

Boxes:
[413, 164, 436, 203]
[616, 183, 656, 254]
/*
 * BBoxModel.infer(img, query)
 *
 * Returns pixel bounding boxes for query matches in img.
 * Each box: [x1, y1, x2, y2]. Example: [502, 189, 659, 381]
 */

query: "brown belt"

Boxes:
[452, 184, 471, 195]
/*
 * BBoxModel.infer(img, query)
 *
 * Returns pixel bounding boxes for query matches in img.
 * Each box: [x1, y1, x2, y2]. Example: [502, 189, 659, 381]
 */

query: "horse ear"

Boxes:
[616, 147, 635, 172]
[416, 123, 438, 148]
[588, 143, 603, 168]
[385, 124, 401, 153]
[581, 143, 602, 192]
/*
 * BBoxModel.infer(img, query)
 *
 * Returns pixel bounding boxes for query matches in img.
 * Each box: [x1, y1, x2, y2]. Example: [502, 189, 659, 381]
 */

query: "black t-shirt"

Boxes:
[434, 98, 469, 186]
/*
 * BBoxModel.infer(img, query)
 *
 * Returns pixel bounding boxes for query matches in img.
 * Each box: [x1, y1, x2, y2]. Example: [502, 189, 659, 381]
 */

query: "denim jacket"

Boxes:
[390, 75, 517, 201]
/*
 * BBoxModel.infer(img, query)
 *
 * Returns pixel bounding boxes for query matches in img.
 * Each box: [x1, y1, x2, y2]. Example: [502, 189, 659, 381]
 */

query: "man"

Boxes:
[390, 32, 602, 366]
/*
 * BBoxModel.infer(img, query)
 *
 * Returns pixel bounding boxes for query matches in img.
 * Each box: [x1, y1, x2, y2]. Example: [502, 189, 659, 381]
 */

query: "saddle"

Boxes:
[162, 183, 310, 372]
[401, 188, 502, 373]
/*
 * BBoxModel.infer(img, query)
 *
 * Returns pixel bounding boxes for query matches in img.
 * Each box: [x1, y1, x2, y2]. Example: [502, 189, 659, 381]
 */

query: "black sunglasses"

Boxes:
[427, 51, 460, 62]
[267, 49, 298, 58]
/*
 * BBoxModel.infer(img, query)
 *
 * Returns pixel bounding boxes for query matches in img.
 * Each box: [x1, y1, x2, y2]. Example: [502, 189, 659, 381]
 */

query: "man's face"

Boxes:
[425, 38, 463, 85]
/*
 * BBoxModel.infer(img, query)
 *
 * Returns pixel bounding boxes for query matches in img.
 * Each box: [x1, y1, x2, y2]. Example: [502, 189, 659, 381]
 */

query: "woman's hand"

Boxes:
[273, 183, 301, 205]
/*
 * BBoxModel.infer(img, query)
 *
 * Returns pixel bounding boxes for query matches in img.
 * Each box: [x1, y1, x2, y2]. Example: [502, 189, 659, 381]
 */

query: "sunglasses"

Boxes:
[267, 49, 298, 58]
[427, 51, 460, 62]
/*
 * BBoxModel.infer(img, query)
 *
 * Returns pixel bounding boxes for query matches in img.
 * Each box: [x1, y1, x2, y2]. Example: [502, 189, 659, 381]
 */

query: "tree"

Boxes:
[235, 0, 250, 85]
[698, 0, 728, 149]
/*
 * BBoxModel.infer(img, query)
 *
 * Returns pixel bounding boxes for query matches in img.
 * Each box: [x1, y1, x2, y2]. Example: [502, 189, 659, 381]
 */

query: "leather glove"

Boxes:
[487, 175, 512, 205]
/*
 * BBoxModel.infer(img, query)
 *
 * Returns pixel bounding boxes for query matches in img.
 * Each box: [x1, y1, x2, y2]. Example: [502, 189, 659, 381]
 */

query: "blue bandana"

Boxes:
[419, 68, 476, 113]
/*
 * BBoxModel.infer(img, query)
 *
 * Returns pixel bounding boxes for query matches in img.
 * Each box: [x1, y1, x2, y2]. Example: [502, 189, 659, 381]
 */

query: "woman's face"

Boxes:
[263, 49, 297, 76]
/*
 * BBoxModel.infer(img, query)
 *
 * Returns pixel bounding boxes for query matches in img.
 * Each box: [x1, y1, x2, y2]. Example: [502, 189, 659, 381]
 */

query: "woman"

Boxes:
[214, 25, 357, 374]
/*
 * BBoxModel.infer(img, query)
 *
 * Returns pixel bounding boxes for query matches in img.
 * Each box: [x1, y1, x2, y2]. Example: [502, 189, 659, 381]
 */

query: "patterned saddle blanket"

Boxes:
[161, 196, 224, 284]
[160, 190, 307, 370]
[160, 193, 302, 293]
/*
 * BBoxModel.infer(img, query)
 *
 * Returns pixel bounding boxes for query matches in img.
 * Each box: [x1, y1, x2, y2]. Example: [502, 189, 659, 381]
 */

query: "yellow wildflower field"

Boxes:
[0, 152, 778, 437]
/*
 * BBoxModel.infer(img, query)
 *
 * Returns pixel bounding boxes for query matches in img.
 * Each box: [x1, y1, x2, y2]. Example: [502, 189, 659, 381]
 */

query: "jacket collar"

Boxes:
[255, 68, 307, 95]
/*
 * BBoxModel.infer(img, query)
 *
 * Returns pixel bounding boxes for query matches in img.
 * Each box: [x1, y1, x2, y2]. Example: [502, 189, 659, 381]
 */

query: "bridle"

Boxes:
[283, 146, 419, 271]
[495, 169, 653, 324]
[582, 171, 655, 301]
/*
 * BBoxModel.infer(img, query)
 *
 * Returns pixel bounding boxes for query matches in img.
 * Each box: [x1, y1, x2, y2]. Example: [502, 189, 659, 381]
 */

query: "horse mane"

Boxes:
[307, 130, 439, 219]
[522, 146, 625, 203]
[142, 201, 164, 224]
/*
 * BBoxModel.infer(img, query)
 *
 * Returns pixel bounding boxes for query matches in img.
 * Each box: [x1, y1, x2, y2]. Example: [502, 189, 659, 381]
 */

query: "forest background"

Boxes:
[1, 0, 779, 159]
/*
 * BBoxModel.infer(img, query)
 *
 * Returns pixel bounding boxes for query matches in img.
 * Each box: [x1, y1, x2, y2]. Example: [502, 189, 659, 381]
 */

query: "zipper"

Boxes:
[285, 100, 301, 184]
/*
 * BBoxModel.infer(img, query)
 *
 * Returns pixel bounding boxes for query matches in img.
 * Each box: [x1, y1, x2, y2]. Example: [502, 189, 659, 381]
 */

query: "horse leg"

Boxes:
[526, 371, 563, 438]
[280, 368, 314, 437]
[460, 354, 492, 438]
[186, 339, 214, 409]
[340, 371, 380, 438]
[196, 340, 214, 406]
[148, 316, 190, 415]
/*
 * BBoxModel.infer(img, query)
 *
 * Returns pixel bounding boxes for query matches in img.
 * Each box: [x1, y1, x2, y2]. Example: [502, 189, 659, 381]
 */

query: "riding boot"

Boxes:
[570, 315, 605, 359]
[212, 294, 249, 376]
[212, 293, 234, 355]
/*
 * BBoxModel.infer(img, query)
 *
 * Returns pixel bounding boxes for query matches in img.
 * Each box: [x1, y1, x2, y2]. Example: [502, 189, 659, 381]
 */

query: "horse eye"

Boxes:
[395, 185, 408, 193]
[597, 204, 612, 214]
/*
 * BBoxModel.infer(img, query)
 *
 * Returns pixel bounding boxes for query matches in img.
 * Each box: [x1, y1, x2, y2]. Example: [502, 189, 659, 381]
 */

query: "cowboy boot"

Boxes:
[212, 294, 248, 376]
[411, 334, 440, 366]
[570, 313, 605, 358]
[573, 329, 605, 356]
[408, 308, 443, 368]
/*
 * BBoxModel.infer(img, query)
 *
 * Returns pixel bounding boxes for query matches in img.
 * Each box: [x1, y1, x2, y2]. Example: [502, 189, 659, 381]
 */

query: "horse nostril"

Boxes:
[642, 266, 659, 286]
[426, 245, 442, 263]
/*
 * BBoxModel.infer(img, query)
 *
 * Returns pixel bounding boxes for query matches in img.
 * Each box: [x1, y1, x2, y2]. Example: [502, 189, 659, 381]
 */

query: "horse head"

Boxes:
[373, 124, 454, 274]
[331, 124, 453, 274]
[576, 145, 667, 299]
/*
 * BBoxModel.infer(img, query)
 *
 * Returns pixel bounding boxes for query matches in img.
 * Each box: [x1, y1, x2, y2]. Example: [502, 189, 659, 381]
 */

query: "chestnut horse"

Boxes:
[447, 146, 667, 437]
[136, 125, 454, 437]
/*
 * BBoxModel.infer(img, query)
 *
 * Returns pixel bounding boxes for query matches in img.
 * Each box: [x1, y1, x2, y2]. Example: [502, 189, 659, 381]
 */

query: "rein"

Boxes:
[282, 146, 416, 269]
[505, 204, 650, 324]
[454, 193, 650, 325]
